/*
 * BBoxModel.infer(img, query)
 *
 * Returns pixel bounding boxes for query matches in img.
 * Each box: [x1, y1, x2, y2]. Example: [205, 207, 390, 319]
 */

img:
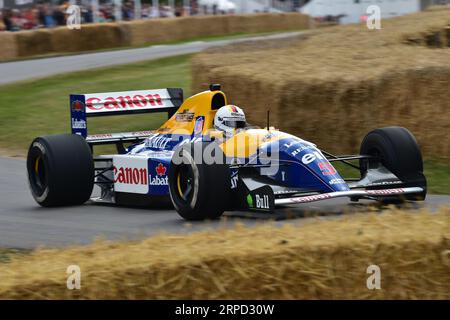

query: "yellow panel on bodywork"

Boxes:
[156, 90, 293, 159]
[220, 129, 291, 158]
[157, 90, 227, 135]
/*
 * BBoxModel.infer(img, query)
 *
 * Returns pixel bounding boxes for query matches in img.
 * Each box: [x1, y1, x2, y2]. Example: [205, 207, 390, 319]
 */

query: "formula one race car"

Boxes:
[27, 85, 427, 220]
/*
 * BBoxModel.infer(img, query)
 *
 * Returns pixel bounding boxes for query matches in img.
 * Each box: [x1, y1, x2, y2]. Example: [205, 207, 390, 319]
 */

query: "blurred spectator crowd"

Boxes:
[0, 0, 204, 31]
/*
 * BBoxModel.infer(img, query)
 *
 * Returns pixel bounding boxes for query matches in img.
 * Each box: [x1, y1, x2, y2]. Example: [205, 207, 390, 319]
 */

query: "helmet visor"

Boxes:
[223, 120, 246, 129]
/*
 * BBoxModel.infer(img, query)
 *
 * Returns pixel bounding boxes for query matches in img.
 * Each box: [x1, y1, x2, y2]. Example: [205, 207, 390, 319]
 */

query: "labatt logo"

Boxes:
[71, 118, 86, 129]
[149, 163, 168, 186]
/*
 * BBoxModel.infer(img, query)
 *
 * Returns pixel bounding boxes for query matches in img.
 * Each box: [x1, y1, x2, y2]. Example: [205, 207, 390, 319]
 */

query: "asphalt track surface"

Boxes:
[1, 156, 449, 249]
[0, 32, 449, 249]
[0, 31, 305, 85]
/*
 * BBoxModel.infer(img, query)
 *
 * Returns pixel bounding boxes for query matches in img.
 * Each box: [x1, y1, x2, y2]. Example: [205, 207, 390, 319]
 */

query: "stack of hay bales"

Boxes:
[124, 13, 310, 46]
[0, 209, 448, 299]
[0, 13, 310, 61]
[13, 23, 130, 57]
[192, 8, 450, 160]
[0, 32, 18, 61]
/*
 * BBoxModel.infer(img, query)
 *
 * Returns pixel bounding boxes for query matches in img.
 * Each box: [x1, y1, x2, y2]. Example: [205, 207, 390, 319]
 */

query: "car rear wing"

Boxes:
[70, 88, 183, 144]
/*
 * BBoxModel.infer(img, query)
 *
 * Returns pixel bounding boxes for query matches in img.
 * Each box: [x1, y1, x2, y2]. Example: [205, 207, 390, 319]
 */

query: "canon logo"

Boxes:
[87, 94, 163, 111]
[114, 166, 148, 185]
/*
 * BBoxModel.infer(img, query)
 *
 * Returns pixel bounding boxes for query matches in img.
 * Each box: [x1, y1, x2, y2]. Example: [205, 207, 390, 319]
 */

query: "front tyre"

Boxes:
[168, 142, 231, 221]
[27, 134, 94, 207]
[360, 126, 427, 201]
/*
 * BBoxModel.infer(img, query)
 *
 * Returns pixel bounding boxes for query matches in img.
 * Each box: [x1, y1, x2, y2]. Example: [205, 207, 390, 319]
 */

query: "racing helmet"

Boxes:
[214, 105, 246, 135]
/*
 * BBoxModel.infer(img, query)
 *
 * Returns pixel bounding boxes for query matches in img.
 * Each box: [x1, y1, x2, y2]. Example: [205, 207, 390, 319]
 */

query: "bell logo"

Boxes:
[256, 194, 270, 210]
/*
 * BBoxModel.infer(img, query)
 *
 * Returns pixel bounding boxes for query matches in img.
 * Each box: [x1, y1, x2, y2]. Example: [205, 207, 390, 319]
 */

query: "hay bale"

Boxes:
[446, 26, 450, 47]
[15, 29, 54, 57]
[192, 9, 450, 160]
[3, 14, 310, 59]
[124, 18, 182, 46]
[126, 13, 310, 47]
[0, 32, 18, 61]
[50, 23, 129, 54]
[226, 13, 310, 34]
[0, 209, 448, 299]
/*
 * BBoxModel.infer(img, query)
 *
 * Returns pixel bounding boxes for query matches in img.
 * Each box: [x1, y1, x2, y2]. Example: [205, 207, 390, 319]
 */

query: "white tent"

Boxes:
[198, 0, 237, 13]
[300, 0, 421, 24]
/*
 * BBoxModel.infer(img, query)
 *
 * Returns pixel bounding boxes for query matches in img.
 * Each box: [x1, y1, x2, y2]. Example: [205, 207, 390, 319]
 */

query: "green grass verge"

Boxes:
[0, 54, 448, 194]
[0, 54, 193, 155]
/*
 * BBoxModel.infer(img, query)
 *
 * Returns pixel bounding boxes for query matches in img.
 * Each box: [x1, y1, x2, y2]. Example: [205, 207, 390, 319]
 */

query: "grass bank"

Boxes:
[192, 7, 450, 160]
[0, 54, 192, 155]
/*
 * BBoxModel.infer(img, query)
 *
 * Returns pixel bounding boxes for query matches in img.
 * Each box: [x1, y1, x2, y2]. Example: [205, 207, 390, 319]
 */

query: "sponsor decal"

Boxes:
[329, 178, 346, 185]
[149, 163, 168, 186]
[255, 194, 270, 210]
[146, 135, 172, 149]
[247, 186, 274, 212]
[368, 181, 402, 186]
[71, 100, 84, 112]
[291, 145, 315, 157]
[262, 132, 275, 142]
[246, 194, 254, 208]
[113, 157, 149, 194]
[193, 116, 205, 137]
[88, 133, 114, 139]
[367, 188, 405, 196]
[300, 151, 328, 165]
[318, 162, 337, 176]
[142, 150, 173, 158]
[86, 93, 163, 112]
[114, 166, 148, 185]
[71, 118, 87, 129]
[292, 193, 332, 203]
[274, 189, 300, 195]
[86, 132, 154, 142]
[156, 163, 167, 176]
[176, 110, 195, 123]
[158, 127, 171, 133]
[227, 105, 245, 118]
[284, 141, 300, 149]
[131, 131, 154, 137]
[231, 171, 239, 189]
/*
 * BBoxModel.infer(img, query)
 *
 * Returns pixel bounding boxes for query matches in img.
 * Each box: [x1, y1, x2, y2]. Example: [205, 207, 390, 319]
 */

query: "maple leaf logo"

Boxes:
[156, 163, 167, 176]
[72, 101, 83, 112]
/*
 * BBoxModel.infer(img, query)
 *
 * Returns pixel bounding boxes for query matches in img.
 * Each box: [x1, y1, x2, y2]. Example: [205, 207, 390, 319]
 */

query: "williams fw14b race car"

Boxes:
[27, 85, 427, 220]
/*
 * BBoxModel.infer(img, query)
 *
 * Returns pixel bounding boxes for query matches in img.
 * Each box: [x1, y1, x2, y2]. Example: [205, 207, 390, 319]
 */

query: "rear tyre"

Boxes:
[360, 126, 427, 201]
[168, 142, 231, 221]
[27, 134, 94, 207]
